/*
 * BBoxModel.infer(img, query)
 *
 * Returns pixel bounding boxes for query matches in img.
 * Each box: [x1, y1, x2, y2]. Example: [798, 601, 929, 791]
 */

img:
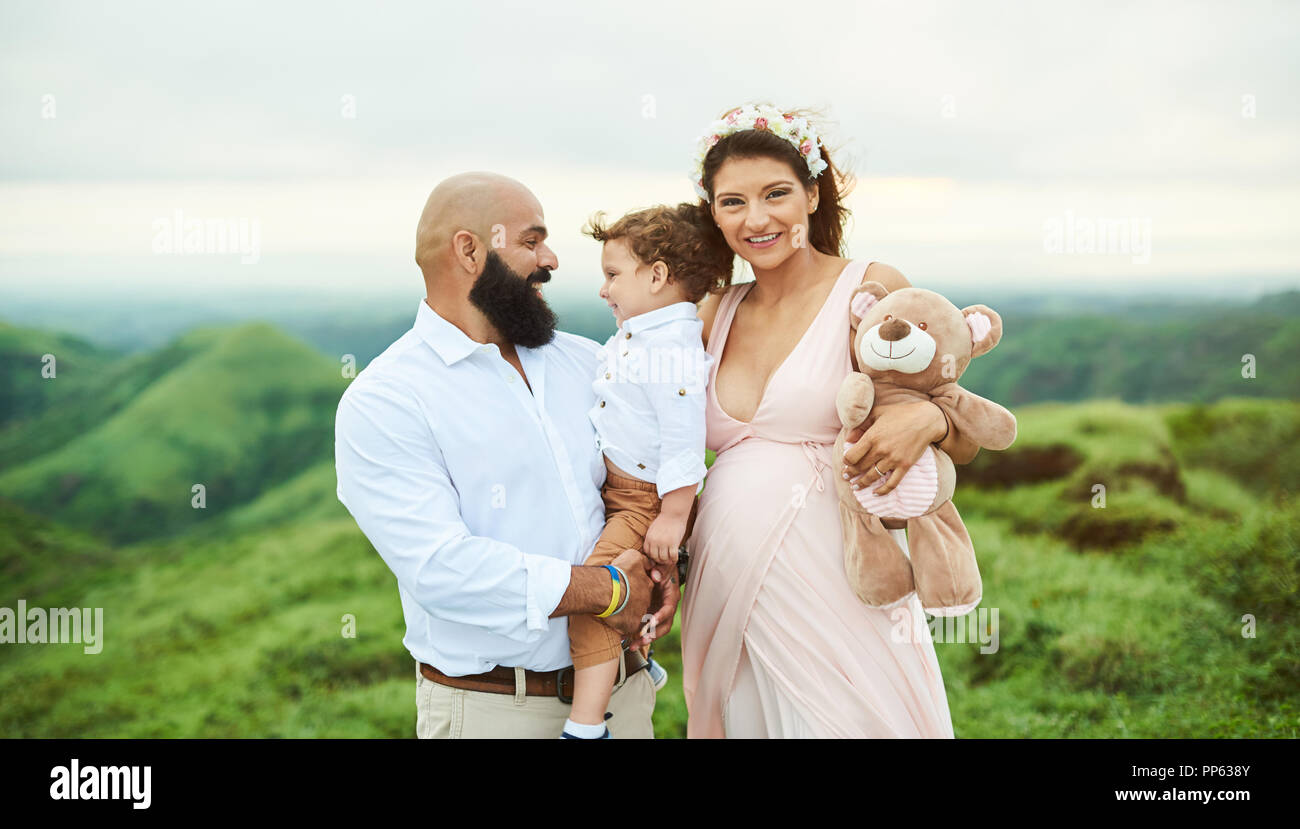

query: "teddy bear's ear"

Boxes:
[962, 304, 1003, 358]
[849, 282, 890, 329]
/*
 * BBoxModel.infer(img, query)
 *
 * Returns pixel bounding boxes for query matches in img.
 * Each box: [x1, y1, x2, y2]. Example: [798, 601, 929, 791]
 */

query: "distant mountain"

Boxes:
[1, 285, 1295, 539]
[1248, 289, 1300, 316]
[0, 322, 119, 428]
[0, 326, 222, 468]
[5, 287, 1297, 405]
[960, 294, 1300, 405]
[0, 323, 347, 542]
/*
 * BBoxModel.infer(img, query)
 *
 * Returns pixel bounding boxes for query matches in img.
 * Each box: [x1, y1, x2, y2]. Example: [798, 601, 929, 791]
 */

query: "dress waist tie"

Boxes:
[800, 439, 829, 498]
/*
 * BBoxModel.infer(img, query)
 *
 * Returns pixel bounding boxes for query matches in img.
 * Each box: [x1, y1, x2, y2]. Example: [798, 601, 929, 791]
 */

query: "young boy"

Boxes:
[562, 203, 732, 739]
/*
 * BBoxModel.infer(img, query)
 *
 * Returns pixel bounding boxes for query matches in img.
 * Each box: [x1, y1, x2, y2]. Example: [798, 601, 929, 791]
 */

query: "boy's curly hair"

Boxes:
[583, 202, 735, 303]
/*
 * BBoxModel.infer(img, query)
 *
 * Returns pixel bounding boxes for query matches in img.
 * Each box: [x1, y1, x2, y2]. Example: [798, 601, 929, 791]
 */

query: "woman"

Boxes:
[679, 104, 981, 738]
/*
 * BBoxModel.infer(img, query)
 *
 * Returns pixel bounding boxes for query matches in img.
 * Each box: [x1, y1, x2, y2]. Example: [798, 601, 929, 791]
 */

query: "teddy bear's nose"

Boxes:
[879, 318, 911, 341]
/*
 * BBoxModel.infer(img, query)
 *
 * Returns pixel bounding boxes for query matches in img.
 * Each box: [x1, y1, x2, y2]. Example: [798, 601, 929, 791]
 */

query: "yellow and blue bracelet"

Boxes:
[596, 565, 622, 618]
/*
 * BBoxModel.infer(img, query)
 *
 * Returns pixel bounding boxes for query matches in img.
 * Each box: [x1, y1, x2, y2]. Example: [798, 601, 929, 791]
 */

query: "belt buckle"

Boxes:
[555, 665, 574, 704]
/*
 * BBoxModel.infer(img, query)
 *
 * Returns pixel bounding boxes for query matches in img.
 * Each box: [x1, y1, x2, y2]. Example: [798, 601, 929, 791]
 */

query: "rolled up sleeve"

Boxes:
[646, 346, 712, 498]
[335, 379, 572, 641]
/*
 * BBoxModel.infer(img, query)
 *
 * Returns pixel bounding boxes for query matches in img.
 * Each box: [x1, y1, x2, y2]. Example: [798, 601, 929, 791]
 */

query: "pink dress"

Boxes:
[681, 259, 956, 738]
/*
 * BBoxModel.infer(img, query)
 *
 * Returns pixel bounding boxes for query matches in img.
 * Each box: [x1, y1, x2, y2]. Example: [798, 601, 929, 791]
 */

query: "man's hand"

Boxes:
[600, 547, 655, 637]
[841, 400, 947, 496]
[626, 561, 680, 651]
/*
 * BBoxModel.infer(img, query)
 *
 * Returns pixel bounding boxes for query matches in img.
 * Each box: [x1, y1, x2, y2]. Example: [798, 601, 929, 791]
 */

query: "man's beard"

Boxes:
[467, 251, 557, 348]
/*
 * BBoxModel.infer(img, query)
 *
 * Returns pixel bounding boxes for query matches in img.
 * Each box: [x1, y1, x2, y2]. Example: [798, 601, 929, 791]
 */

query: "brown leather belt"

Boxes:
[420, 648, 648, 703]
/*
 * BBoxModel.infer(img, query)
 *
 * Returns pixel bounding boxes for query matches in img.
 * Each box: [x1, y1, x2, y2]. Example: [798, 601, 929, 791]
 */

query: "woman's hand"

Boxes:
[841, 401, 947, 496]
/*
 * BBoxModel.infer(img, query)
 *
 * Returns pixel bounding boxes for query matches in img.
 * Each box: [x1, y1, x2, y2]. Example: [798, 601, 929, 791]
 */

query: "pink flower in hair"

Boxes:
[799, 139, 813, 155]
[707, 134, 721, 147]
[754, 117, 768, 130]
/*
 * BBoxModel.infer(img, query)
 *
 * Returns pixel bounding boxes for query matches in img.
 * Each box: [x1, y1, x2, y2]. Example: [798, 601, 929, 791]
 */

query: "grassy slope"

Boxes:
[959, 305, 1300, 406]
[0, 322, 119, 429]
[0, 323, 348, 543]
[1, 398, 1295, 738]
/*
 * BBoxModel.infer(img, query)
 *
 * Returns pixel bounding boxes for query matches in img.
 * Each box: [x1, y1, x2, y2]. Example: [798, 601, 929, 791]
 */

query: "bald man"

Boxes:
[335, 172, 666, 738]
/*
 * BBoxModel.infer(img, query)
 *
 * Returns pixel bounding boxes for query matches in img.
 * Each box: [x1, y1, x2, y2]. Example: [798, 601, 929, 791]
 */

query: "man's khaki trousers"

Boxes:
[415, 649, 656, 738]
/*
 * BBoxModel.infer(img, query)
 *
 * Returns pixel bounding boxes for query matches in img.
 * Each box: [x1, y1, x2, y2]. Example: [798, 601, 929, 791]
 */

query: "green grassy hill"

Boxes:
[957, 296, 1299, 405]
[1, 396, 1295, 737]
[0, 323, 348, 542]
[0, 327, 217, 468]
[0, 322, 119, 429]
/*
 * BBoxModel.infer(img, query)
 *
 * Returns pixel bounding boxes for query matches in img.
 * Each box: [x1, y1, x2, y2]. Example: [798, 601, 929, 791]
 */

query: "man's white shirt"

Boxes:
[588, 301, 712, 498]
[334, 299, 609, 676]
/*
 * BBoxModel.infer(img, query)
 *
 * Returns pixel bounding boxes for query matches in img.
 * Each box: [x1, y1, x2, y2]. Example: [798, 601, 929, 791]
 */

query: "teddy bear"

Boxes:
[831, 281, 1017, 617]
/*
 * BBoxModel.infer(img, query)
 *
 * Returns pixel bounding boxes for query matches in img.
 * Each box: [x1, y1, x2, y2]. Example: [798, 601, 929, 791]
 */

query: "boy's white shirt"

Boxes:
[587, 300, 713, 498]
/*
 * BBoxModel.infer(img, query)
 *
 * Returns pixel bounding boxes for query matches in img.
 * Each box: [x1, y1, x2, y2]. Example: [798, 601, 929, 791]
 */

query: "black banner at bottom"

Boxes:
[0, 737, 1286, 814]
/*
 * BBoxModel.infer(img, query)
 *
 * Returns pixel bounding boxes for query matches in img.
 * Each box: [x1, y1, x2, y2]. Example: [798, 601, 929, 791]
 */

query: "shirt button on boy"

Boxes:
[599, 400, 605, 407]
[588, 300, 712, 502]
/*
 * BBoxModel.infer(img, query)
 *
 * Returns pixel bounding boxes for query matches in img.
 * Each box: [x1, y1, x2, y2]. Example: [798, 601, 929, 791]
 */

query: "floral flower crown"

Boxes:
[691, 104, 829, 200]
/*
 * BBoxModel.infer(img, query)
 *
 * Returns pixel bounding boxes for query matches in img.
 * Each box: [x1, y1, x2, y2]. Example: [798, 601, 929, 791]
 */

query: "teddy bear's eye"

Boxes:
[883, 314, 892, 322]
[918, 321, 927, 331]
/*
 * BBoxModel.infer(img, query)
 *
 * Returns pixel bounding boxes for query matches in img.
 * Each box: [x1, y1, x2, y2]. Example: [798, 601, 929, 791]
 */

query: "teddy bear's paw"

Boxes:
[921, 597, 982, 617]
[834, 373, 876, 428]
[851, 587, 916, 610]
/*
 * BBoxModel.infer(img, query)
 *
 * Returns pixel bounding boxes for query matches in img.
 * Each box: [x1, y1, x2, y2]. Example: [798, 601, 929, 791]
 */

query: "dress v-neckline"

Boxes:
[711, 260, 856, 426]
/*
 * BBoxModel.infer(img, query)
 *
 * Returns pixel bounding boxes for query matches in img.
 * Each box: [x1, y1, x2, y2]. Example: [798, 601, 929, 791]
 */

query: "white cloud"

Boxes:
[0, 0, 1296, 296]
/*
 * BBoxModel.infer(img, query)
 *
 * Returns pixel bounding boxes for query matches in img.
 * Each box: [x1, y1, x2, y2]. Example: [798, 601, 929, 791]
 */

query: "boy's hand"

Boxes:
[642, 512, 685, 565]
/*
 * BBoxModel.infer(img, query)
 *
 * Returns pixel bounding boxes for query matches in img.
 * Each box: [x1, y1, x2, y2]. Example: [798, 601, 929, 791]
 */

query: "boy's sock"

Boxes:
[560, 714, 612, 739]
[647, 657, 668, 691]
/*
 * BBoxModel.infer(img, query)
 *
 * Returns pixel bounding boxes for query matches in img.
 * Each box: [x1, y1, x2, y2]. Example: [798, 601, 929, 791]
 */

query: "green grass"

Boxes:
[0, 324, 348, 542]
[0, 321, 119, 430]
[0, 514, 412, 737]
[1, 321, 1296, 737]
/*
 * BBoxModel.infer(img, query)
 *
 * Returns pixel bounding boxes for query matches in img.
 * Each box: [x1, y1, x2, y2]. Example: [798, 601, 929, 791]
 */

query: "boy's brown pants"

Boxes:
[569, 457, 696, 670]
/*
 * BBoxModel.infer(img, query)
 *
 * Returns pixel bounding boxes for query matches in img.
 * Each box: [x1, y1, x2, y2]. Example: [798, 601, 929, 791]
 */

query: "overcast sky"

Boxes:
[2, 0, 1298, 307]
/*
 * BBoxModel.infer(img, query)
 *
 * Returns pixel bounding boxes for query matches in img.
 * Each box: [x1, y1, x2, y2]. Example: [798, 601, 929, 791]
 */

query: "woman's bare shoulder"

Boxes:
[861, 261, 912, 292]
[698, 289, 725, 348]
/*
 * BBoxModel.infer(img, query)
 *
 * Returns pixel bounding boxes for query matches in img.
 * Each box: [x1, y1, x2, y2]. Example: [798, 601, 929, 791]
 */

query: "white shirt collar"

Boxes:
[414, 299, 490, 366]
[620, 301, 699, 336]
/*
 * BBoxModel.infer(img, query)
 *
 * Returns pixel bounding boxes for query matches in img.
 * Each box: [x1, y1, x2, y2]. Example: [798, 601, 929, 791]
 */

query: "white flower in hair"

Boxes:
[689, 103, 829, 200]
